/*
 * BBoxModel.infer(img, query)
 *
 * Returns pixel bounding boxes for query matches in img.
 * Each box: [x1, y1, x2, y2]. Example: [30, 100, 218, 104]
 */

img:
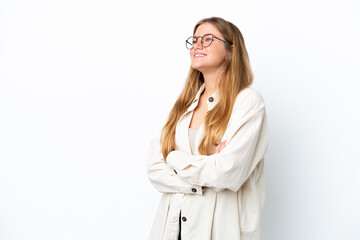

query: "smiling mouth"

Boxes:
[194, 54, 206, 57]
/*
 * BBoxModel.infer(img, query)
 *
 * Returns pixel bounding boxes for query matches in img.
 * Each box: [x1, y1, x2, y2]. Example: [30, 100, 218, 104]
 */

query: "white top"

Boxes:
[147, 83, 269, 240]
[188, 127, 198, 155]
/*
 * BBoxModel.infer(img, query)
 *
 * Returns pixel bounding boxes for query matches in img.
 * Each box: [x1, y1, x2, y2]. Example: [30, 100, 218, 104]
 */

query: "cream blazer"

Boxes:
[147, 83, 269, 240]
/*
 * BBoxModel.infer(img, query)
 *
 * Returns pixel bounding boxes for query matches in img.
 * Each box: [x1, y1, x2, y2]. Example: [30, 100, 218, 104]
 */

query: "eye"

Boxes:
[203, 36, 212, 42]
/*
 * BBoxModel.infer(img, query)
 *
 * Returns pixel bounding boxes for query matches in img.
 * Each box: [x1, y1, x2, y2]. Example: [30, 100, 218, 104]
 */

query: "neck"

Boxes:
[202, 71, 219, 97]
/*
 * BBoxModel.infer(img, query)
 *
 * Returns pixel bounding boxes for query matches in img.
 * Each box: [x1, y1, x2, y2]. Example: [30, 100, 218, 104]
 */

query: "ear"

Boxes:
[226, 45, 233, 61]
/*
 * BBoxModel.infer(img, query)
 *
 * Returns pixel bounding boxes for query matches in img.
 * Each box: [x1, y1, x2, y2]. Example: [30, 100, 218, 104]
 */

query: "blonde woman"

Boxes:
[147, 17, 269, 240]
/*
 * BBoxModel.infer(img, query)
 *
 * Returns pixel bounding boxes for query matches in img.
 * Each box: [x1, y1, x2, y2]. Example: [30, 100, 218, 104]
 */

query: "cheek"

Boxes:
[189, 50, 195, 60]
[208, 45, 226, 59]
[216, 48, 228, 62]
[209, 51, 226, 64]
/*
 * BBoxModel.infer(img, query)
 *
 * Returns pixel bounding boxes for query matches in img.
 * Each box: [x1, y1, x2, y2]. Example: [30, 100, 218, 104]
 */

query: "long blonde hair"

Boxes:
[160, 17, 254, 160]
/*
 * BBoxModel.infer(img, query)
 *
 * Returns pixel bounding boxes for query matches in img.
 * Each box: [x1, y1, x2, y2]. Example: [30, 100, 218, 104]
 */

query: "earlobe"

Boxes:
[226, 50, 232, 61]
[226, 45, 233, 61]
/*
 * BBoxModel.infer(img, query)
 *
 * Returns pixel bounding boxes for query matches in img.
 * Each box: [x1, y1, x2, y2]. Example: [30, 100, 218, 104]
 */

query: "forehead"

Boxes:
[194, 22, 222, 37]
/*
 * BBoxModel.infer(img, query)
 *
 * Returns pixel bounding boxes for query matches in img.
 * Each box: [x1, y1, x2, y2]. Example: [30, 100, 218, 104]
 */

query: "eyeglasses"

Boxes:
[186, 33, 231, 50]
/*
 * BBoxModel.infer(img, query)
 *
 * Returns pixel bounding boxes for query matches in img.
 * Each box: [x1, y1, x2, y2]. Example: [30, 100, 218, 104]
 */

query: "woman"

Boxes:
[147, 17, 269, 240]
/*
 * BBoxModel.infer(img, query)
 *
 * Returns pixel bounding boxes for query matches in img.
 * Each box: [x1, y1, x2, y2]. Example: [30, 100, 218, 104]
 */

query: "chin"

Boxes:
[191, 64, 204, 72]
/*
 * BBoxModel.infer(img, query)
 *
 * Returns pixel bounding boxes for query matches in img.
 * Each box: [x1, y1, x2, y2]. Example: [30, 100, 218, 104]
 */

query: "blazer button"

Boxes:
[174, 169, 177, 174]
[208, 97, 214, 102]
[182, 216, 187, 222]
[191, 188, 197, 193]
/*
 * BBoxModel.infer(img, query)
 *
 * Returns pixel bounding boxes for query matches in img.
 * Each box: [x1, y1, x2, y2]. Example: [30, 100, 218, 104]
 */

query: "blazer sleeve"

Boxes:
[146, 137, 203, 195]
[166, 92, 269, 192]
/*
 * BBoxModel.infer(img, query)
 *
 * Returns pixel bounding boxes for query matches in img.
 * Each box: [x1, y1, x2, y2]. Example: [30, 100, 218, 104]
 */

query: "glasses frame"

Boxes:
[185, 33, 232, 50]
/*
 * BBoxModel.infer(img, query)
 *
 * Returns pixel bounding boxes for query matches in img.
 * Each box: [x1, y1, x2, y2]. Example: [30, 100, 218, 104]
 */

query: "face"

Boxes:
[190, 22, 230, 74]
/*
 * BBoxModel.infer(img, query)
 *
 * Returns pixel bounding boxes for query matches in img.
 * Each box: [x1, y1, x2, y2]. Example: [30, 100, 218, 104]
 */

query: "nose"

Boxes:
[193, 39, 203, 50]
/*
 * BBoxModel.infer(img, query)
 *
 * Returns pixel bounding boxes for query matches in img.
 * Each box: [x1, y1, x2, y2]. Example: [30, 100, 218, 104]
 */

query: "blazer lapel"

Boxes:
[174, 84, 205, 153]
[175, 83, 220, 155]
[175, 111, 193, 154]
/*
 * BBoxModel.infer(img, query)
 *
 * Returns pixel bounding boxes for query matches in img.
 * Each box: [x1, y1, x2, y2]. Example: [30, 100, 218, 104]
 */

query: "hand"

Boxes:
[214, 140, 227, 154]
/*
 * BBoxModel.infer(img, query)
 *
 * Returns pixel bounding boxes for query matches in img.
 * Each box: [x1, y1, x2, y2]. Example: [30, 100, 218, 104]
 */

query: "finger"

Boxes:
[214, 145, 221, 153]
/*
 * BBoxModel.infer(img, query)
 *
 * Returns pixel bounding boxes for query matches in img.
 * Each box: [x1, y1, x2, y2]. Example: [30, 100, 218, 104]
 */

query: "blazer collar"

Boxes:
[186, 83, 220, 113]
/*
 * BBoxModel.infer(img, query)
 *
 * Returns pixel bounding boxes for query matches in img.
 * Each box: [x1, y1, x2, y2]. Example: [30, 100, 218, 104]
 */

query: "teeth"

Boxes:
[195, 54, 205, 57]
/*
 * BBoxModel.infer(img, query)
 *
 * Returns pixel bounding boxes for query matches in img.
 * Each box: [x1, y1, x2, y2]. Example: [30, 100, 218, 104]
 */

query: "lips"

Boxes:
[194, 53, 207, 58]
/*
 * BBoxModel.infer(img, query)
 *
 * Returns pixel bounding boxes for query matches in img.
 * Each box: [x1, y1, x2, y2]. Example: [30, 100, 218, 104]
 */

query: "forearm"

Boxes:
[146, 138, 203, 195]
[167, 99, 269, 192]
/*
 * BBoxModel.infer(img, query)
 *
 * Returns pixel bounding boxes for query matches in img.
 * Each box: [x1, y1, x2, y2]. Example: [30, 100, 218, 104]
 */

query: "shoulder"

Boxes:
[222, 87, 267, 142]
[235, 87, 265, 104]
[233, 87, 265, 111]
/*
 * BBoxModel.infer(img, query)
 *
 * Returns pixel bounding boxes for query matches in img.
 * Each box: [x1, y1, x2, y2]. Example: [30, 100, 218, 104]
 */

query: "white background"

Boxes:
[0, 0, 359, 239]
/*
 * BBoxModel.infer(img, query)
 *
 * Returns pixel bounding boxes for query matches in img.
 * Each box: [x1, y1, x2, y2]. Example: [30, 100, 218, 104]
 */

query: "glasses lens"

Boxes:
[202, 34, 213, 47]
[186, 36, 194, 50]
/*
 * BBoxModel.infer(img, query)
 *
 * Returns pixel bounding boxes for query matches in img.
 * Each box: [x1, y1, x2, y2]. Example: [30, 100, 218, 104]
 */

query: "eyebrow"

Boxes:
[193, 33, 213, 37]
